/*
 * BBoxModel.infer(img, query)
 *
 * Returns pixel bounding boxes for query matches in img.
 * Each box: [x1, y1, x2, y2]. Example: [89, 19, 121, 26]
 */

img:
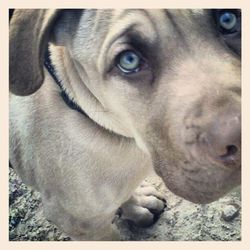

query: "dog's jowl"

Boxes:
[9, 9, 241, 240]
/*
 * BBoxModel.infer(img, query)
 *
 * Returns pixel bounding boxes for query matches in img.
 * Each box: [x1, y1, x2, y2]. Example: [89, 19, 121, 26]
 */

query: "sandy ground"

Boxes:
[9, 167, 241, 241]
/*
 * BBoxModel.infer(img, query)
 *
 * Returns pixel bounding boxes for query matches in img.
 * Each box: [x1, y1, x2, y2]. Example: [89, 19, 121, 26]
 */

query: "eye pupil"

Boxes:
[117, 50, 141, 73]
[221, 13, 231, 23]
[125, 54, 135, 63]
[219, 12, 237, 31]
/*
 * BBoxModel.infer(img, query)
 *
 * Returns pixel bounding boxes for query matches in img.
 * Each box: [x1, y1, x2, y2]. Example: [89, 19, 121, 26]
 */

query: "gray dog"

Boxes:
[9, 9, 241, 240]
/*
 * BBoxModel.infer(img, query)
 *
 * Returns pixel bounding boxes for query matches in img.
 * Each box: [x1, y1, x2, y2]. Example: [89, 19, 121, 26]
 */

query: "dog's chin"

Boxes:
[154, 159, 241, 204]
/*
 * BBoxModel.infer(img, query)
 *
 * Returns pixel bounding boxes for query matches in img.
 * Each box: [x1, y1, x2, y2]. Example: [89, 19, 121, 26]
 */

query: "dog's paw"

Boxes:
[120, 181, 166, 227]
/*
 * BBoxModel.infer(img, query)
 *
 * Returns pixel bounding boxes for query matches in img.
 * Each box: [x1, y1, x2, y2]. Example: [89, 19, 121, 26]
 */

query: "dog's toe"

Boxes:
[120, 184, 166, 227]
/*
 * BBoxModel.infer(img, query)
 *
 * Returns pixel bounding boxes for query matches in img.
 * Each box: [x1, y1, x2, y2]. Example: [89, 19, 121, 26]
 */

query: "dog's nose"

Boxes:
[202, 111, 241, 167]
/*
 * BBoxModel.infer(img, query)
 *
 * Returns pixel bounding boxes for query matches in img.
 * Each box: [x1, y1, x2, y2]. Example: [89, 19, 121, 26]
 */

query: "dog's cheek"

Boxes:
[134, 74, 241, 203]
[142, 126, 240, 204]
[102, 75, 153, 127]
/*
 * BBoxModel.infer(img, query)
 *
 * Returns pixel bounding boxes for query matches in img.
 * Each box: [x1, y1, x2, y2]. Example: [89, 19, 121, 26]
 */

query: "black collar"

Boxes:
[44, 48, 87, 116]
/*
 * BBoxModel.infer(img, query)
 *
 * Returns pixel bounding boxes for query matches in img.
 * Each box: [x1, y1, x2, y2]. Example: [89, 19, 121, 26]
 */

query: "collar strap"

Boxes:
[44, 48, 87, 116]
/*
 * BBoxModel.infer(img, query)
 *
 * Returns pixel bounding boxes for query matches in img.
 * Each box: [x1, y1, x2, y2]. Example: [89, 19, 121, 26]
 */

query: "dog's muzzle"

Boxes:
[201, 109, 241, 168]
[186, 106, 241, 170]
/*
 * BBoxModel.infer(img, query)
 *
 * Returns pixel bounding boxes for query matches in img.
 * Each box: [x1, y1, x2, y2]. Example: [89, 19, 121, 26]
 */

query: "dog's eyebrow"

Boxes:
[126, 31, 158, 58]
[108, 9, 158, 48]
[108, 23, 138, 49]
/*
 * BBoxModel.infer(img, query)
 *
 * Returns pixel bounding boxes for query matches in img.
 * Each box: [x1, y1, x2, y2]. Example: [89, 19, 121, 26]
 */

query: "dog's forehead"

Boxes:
[93, 9, 208, 24]
[73, 9, 215, 62]
[79, 9, 208, 44]
[85, 9, 210, 44]
[81, 9, 208, 31]
[89, 9, 206, 19]
[164, 9, 206, 18]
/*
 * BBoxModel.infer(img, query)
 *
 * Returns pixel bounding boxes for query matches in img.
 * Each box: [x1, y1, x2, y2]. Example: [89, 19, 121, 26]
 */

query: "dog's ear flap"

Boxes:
[10, 9, 61, 96]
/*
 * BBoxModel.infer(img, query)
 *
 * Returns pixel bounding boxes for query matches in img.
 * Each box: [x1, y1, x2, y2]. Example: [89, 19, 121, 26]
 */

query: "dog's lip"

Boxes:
[176, 159, 241, 187]
[167, 168, 241, 204]
[182, 159, 241, 176]
[162, 175, 228, 204]
[154, 155, 241, 204]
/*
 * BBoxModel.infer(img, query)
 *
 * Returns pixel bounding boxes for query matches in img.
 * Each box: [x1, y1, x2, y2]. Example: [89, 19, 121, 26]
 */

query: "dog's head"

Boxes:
[10, 9, 241, 204]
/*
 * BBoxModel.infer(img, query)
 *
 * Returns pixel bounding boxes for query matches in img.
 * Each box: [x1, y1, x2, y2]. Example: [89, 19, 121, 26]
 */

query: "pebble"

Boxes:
[221, 204, 239, 221]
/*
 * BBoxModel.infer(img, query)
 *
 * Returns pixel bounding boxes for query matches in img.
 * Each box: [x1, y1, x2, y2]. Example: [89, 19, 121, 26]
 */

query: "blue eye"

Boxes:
[219, 12, 237, 31]
[117, 50, 141, 73]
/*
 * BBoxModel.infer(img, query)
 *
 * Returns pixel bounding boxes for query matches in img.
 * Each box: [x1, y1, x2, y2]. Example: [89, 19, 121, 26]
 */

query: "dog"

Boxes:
[9, 9, 241, 240]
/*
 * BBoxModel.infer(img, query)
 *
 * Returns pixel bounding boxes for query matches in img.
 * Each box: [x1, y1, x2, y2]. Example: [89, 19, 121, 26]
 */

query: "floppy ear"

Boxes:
[9, 9, 61, 96]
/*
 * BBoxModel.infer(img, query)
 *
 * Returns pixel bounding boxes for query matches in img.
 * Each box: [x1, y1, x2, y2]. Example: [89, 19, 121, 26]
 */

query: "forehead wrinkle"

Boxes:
[91, 9, 115, 33]
[164, 10, 190, 50]
[189, 9, 205, 15]
[110, 9, 158, 45]
[165, 9, 206, 23]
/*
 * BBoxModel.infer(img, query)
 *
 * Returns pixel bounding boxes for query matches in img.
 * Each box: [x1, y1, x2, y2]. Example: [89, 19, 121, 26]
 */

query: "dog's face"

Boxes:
[10, 9, 241, 204]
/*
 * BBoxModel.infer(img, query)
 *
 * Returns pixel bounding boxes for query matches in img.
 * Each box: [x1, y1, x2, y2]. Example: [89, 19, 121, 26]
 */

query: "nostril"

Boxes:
[219, 145, 238, 160]
[225, 145, 238, 156]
